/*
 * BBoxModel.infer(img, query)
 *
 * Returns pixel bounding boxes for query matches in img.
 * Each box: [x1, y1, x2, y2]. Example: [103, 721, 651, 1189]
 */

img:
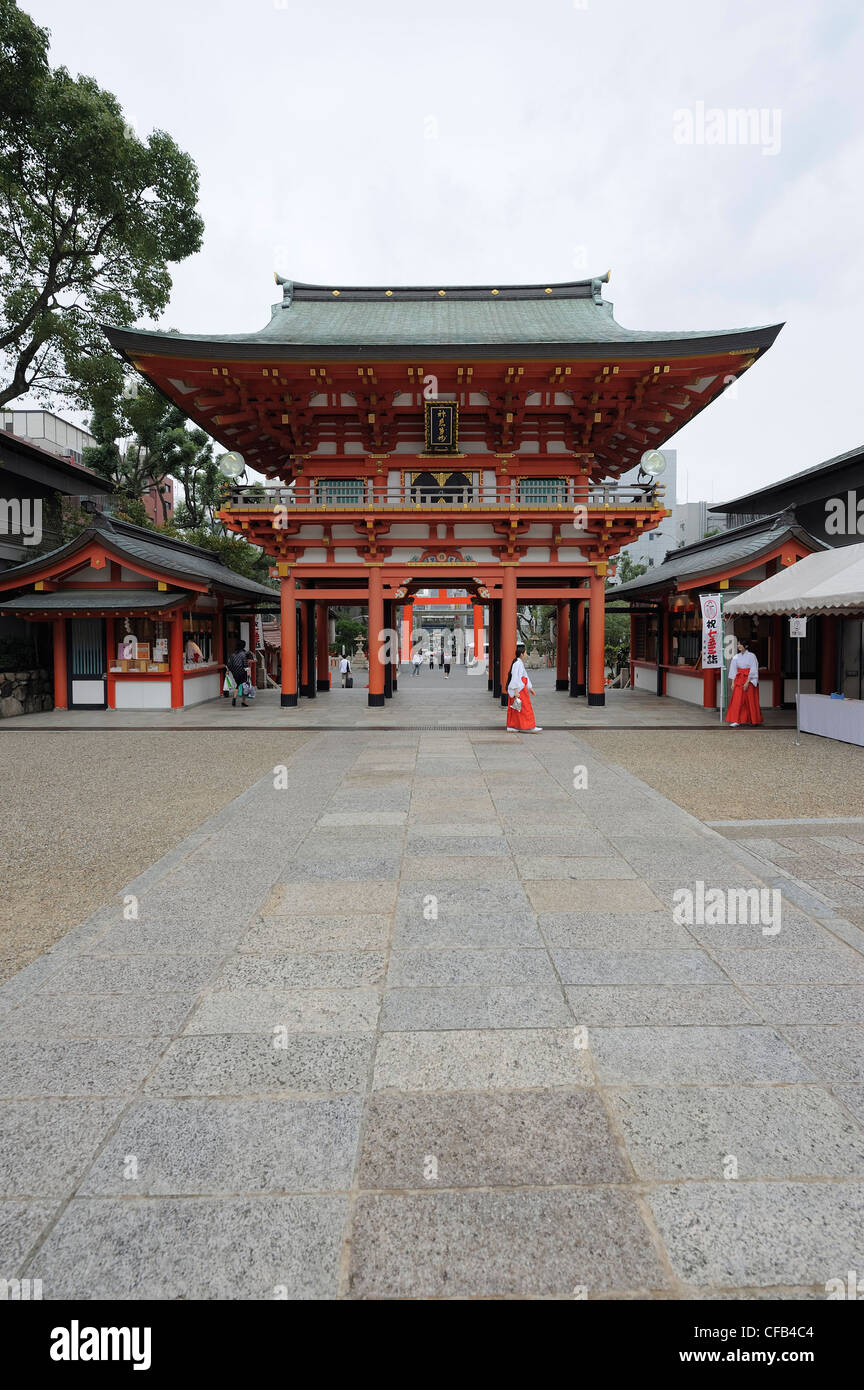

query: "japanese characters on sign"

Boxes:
[424, 400, 459, 453]
[700, 593, 722, 669]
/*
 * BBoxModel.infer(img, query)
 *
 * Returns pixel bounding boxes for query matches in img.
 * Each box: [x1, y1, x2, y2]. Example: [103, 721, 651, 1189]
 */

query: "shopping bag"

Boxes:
[223, 672, 237, 693]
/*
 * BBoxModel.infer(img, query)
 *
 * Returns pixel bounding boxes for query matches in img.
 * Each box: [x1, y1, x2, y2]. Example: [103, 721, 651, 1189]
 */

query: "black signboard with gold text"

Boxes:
[424, 400, 459, 453]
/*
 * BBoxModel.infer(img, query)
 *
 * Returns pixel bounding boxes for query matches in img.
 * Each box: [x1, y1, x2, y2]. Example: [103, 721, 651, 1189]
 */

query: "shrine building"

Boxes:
[103, 275, 782, 710]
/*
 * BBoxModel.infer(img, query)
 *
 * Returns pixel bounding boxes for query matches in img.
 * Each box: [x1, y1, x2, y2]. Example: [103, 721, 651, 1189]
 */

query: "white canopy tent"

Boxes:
[724, 543, 864, 618]
[725, 543, 864, 747]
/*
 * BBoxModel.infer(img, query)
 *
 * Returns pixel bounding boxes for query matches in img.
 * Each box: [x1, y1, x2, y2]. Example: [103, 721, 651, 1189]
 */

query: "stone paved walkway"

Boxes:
[1, 729, 862, 1299]
[3, 664, 796, 729]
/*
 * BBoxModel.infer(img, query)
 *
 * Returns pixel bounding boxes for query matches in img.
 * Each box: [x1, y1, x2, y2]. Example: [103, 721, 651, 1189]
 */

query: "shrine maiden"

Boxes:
[506, 643, 542, 733]
[725, 639, 763, 727]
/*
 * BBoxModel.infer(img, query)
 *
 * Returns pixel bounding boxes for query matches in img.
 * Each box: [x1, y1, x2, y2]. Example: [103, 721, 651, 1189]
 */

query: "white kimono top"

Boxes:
[729, 651, 759, 686]
[507, 657, 533, 699]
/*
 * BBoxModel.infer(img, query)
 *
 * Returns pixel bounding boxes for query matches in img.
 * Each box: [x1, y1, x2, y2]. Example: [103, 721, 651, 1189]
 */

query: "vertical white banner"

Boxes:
[700, 593, 722, 671]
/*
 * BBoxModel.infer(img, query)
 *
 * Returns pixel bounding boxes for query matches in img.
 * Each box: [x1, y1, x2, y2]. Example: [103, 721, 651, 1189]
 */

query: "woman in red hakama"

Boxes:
[725, 640, 763, 727]
[506, 643, 543, 733]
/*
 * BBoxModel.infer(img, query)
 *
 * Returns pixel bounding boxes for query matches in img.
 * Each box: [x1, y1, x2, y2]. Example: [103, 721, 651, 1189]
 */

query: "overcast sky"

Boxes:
[24, 0, 864, 503]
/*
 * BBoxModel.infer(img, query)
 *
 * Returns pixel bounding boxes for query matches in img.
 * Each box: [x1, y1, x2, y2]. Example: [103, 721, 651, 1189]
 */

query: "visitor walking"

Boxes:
[411, 649, 423, 675]
[339, 654, 352, 688]
[443, 655, 451, 678]
[725, 639, 762, 727]
[225, 639, 252, 708]
[505, 642, 542, 733]
[429, 650, 434, 671]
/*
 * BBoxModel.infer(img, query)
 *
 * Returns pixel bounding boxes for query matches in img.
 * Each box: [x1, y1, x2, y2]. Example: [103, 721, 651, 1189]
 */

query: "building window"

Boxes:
[633, 614, 658, 662]
[316, 479, 365, 505]
[518, 478, 567, 504]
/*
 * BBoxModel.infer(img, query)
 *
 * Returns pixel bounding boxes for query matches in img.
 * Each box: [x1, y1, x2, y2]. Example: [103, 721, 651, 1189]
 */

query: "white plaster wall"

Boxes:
[184, 673, 221, 706]
[114, 679, 171, 709]
[453, 524, 496, 539]
[633, 665, 656, 693]
[666, 671, 704, 705]
[783, 677, 816, 703]
[71, 679, 104, 704]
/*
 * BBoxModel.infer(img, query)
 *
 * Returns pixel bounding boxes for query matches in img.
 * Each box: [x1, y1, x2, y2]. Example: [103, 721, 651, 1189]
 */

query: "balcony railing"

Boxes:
[223, 480, 665, 511]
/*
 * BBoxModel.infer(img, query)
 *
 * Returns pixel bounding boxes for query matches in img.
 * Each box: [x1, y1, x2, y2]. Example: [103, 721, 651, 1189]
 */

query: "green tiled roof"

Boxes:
[0, 589, 191, 612]
[612, 515, 825, 599]
[105, 277, 783, 359]
[0, 514, 277, 601]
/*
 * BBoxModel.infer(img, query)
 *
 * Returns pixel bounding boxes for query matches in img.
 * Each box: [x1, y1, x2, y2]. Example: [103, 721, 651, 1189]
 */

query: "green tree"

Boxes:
[164, 525, 275, 588]
[161, 422, 220, 529]
[84, 383, 176, 520]
[604, 553, 646, 676]
[0, 0, 203, 409]
[517, 604, 555, 659]
[332, 609, 367, 653]
[613, 552, 648, 585]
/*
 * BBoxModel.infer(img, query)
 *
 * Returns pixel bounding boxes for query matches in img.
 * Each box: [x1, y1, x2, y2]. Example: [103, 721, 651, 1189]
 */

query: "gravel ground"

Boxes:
[0, 731, 311, 983]
[579, 728, 864, 821]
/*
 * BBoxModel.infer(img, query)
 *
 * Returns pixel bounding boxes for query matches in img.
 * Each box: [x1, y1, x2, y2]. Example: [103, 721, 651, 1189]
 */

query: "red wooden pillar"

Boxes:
[587, 569, 606, 706]
[105, 615, 116, 710]
[215, 602, 225, 695]
[500, 566, 517, 706]
[821, 616, 837, 694]
[402, 603, 414, 662]
[473, 603, 484, 667]
[299, 601, 311, 697]
[576, 599, 586, 696]
[368, 567, 385, 707]
[703, 668, 719, 709]
[215, 603, 225, 667]
[280, 573, 297, 707]
[660, 598, 672, 696]
[316, 601, 330, 691]
[169, 610, 184, 709]
[52, 617, 67, 710]
[555, 600, 569, 690]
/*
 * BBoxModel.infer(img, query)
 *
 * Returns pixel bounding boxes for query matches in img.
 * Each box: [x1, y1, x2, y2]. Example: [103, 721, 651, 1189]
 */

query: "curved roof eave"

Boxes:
[104, 325, 783, 362]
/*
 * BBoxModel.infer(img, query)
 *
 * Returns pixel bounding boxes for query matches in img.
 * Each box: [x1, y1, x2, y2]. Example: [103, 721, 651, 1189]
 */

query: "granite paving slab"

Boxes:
[2, 723, 861, 1299]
